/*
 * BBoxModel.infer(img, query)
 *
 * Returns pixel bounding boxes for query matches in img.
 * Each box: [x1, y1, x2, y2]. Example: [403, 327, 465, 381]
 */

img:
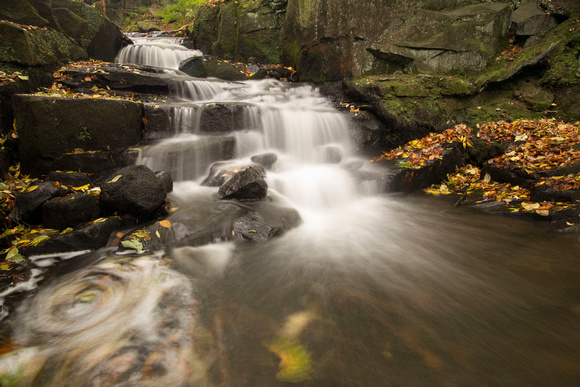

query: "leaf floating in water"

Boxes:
[159, 220, 171, 228]
[121, 239, 144, 253]
[108, 175, 122, 183]
[268, 337, 313, 383]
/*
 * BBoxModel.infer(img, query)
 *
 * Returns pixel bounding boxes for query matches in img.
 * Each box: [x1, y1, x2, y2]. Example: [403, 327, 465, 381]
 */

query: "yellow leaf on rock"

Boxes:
[26, 185, 38, 192]
[108, 175, 122, 183]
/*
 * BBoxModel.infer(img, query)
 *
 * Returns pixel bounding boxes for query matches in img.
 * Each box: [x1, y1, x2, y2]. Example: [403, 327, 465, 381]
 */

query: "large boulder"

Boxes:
[51, 0, 124, 61]
[0, 21, 87, 67]
[100, 165, 167, 216]
[13, 95, 143, 176]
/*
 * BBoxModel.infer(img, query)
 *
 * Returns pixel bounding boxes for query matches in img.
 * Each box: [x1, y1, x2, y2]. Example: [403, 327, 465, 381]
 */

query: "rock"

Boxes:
[29, 150, 140, 182]
[482, 164, 536, 188]
[143, 104, 173, 141]
[117, 198, 302, 252]
[0, 21, 87, 67]
[14, 181, 70, 224]
[202, 163, 266, 187]
[13, 95, 143, 177]
[47, 171, 91, 187]
[218, 167, 268, 201]
[321, 145, 342, 164]
[100, 165, 167, 216]
[51, 0, 124, 61]
[42, 192, 101, 229]
[0, 0, 56, 28]
[202, 57, 247, 81]
[383, 147, 463, 193]
[199, 103, 251, 133]
[19, 216, 122, 256]
[0, 149, 13, 178]
[510, 1, 558, 37]
[178, 56, 208, 78]
[52, 7, 88, 44]
[155, 170, 174, 194]
[530, 185, 580, 202]
[250, 153, 278, 169]
[232, 212, 276, 243]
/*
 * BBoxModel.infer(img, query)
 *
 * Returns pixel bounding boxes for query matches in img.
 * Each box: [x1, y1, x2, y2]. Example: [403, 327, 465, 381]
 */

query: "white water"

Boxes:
[115, 36, 202, 69]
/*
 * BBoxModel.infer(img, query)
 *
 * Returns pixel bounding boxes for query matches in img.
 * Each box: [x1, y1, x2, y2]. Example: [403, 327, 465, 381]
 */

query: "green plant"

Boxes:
[159, 0, 208, 23]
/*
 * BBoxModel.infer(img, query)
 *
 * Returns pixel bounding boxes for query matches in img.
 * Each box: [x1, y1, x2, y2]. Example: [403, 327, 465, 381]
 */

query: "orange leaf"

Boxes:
[142, 117, 148, 125]
[159, 220, 171, 228]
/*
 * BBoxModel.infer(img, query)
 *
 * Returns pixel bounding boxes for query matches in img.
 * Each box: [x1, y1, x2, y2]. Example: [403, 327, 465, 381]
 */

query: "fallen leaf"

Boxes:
[108, 175, 122, 183]
[159, 220, 171, 228]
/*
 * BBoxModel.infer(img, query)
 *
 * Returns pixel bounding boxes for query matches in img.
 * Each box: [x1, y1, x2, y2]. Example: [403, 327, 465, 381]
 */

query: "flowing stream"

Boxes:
[0, 38, 579, 386]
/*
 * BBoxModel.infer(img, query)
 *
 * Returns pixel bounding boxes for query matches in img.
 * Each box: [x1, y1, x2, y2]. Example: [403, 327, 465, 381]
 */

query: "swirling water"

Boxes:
[0, 39, 578, 386]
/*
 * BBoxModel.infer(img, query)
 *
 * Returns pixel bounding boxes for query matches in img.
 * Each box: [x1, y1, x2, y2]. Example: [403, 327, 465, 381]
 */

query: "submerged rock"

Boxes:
[232, 211, 276, 243]
[250, 153, 278, 169]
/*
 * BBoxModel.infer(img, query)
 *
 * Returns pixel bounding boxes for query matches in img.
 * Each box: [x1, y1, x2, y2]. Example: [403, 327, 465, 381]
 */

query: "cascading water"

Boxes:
[0, 37, 578, 386]
[115, 34, 202, 69]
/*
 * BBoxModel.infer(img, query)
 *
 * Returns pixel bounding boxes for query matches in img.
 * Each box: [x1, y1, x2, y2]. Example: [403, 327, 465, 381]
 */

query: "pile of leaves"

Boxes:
[372, 124, 472, 168]
[374, 119, 580, 218]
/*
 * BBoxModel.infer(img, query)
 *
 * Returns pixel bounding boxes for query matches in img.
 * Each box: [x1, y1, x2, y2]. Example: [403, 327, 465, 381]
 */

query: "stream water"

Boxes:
[0, 38, 579, 386]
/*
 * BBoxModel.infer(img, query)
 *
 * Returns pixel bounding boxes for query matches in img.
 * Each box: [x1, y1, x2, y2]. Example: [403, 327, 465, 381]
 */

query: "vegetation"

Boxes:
[122, 0, 222, 32]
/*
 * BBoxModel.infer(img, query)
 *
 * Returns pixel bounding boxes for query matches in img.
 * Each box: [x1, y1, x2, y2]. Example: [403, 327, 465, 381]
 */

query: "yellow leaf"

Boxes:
[159, 220, 171, 228]
[566, 221, 574, 226]
[536, 210, 550, 216]
[26, 185, 38, 192]
[155, 230, 161, 238]
[108, 175, 122, 183]
[0, 264, 10, 270]
[92, 94, 101, 98]
[522, 202, 540, 211]
[73, 184, 90, 191]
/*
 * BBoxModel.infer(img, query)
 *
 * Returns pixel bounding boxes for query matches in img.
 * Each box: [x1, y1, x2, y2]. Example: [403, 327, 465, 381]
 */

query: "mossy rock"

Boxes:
[203, 57, 247, 81]
[0, 0, 52, 28]
[0, 21, 87, 66]
[13, 95, 143, 172]
[52, 7, 89, 44]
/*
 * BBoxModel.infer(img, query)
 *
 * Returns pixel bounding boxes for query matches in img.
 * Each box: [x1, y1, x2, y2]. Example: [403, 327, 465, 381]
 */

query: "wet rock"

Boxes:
[143, 104, 174, 141]
[233, 212, 276, 243]
[47, 171, 91, 187]
[155, 170, 174, 194]
[178, 56, 208, 78]
[118, 199, 301, 252]
[321, 145, 342, 164]
[42, 192, 101, 230]
[250, 153, 278, 169]
[199, 103, 251, 133]
[15, 181, 70, 224]
[202, 57, 247, 81]
[218, 167, 268, 201]
[19, 217, 122, 256]
[530, 185, 580, 203]
[383, 147, 463, 193]
[202, 162, 266, 187]
[100, 165, 167, 216]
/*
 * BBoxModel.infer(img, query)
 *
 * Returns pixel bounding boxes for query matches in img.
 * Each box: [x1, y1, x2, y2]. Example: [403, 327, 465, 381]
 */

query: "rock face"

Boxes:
[281, 0, 514, 81]
[13, 95, 143, 177]
[187, 0, 287, 64]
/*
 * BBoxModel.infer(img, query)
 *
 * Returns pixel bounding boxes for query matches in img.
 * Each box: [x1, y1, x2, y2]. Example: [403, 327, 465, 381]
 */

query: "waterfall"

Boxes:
[115, 36, 202, 69]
